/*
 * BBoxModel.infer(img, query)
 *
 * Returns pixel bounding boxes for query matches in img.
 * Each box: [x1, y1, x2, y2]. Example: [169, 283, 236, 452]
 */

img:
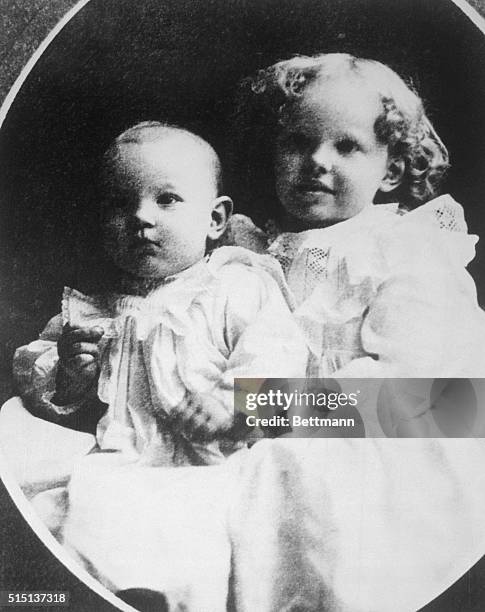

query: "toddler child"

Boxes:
[230, 53, 485, 378]
[12, 121, 308, 470]
[226, 54, 485, 612]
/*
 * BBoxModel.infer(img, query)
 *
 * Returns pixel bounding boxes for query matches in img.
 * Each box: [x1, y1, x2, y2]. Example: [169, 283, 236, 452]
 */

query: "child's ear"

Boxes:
[379, 157, 405, 193]
[207, 196, 233, 240]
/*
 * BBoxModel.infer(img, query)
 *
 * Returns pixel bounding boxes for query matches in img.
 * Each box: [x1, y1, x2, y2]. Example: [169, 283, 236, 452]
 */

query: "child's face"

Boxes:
[274, 76, 393, 228]
[102, 134, 222, 279]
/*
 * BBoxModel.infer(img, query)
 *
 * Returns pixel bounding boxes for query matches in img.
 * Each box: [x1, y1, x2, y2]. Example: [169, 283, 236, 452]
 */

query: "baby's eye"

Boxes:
[336, 138, 360, 155]
[156, 193, 181, 207]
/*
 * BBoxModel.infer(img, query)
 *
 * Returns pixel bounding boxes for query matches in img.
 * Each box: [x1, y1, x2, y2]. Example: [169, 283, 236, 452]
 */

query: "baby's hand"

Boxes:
[174, 393, 233, 443]
[54, 324, 104, 405]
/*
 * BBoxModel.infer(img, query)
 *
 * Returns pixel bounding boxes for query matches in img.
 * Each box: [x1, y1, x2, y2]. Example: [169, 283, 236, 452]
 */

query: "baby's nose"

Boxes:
[133, 197, 157, 226]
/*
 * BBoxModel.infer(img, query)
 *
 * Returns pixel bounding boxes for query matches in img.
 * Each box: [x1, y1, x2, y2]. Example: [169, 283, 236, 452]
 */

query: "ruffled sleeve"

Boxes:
[13, 287, 119, 421]
[13, 314, 85, 418]
[335, 196, 485, 377]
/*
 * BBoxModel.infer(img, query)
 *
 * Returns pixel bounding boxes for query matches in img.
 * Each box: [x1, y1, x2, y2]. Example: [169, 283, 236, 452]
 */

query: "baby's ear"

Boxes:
[208, 196, 233, 240]
[379, 157, 405, 193]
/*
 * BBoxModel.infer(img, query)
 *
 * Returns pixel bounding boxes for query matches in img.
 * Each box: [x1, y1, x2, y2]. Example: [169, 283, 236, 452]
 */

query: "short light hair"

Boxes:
[102, 121, 223, 195]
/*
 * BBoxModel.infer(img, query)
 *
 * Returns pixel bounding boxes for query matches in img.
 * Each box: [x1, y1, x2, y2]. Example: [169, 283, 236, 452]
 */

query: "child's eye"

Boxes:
[156, 193, 181, 207]
[336, 138, 360, 154]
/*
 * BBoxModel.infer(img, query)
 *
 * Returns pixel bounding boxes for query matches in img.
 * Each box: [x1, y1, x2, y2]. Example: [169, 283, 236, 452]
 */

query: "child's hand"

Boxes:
[54, 324, 104, 405]
[174, 393, 233, 443]
[219, 214, 268, 253]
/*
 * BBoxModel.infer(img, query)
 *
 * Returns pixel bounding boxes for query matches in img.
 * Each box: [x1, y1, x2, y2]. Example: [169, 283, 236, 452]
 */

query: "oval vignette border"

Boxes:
[1, 1, 485, 611]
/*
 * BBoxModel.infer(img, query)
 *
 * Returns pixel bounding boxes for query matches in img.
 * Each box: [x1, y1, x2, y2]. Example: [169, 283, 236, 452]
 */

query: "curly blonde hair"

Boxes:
[233, 53, 449, 223]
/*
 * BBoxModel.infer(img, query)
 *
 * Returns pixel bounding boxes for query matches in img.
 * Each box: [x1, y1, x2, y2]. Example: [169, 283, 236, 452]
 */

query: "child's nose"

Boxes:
[133, 197, 157, 227]
[311, 143, 334, 172]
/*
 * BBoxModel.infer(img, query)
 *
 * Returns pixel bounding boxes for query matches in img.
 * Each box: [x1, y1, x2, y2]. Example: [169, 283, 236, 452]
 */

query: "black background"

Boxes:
[1, 1, 485, 610]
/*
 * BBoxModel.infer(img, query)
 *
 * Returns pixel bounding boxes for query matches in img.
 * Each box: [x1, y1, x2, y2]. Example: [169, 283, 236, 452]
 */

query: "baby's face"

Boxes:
[274, 76, 391, 228]
[102, 134, 218, 279]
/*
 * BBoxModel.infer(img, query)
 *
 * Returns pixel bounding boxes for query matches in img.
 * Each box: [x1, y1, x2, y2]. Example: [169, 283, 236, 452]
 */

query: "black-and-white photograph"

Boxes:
[1, 1, 485, 610]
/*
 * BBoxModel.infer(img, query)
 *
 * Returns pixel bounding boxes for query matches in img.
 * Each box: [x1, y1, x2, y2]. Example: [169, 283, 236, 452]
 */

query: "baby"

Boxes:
[13, 121, 307, 469]
[230, 53, 485, 378]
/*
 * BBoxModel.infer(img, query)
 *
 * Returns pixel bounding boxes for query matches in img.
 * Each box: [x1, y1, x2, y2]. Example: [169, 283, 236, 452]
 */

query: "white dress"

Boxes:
[10, 246, 308, 469]
[266, 195, 485, 378]
[225, 196, 485, 611]
[0, 246, 308, 612]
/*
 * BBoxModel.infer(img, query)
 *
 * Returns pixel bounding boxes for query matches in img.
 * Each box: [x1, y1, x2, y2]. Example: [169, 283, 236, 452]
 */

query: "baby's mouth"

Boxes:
[298, 180, 335, 195]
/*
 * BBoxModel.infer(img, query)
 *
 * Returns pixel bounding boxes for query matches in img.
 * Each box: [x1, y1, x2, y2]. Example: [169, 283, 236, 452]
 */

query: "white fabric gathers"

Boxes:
[12, 246, 308, 467]
[229, 437, 485, 612]
[219, 198, 485, 612]
[267, 196, 485, 377]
